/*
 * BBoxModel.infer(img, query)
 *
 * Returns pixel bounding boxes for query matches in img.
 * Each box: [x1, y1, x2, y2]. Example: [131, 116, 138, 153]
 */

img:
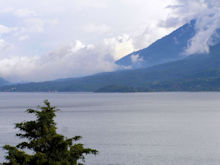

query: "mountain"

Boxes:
[1, 20, 220, 92]
[116, 20, 196, 68]
[1, 43, 220, 92]
[0, 77, 9, 87]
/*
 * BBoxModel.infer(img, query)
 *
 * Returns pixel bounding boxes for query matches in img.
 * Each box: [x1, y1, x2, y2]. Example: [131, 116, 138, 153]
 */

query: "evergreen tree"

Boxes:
[3, 100, 98, 165]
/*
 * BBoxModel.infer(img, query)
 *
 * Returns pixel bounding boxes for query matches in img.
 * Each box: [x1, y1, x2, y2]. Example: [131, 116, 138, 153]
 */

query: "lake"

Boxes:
[1, 92, 220, 165]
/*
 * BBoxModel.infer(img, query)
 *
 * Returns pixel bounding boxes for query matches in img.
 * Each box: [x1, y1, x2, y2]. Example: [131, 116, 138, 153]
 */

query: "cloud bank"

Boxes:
[0, 38, 136, 82]
[164, 0, 220, 55]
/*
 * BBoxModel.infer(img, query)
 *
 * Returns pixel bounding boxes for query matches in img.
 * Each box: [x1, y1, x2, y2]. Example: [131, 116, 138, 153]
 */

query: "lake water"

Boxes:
[1, 92, 220, 165]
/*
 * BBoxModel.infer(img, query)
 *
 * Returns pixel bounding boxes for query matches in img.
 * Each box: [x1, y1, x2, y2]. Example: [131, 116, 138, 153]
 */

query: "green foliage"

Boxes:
[3, 100, 98, 165]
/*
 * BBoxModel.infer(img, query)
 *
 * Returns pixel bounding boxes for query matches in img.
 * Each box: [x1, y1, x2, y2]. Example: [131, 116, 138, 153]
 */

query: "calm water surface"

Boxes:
[0, 92, 220, 165]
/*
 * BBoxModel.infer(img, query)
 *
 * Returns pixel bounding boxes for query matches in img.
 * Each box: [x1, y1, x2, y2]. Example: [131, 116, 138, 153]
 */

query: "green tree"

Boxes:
[3, 100, 98, 165]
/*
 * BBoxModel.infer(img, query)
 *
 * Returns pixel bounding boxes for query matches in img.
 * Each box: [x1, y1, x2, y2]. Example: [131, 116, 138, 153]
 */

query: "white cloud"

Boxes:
[13, 9, 37, 18]
[23, 18, 45, 33]
[0, 39, 11, 52]
[130, 54, 143, 63]
[83, 24, 111, 34]
[0, 40, 118, 82]
[104, 34, 135, 60]
[133, 24, 174, 50]
[70, 40, 86, 52]
[165, 0, 209, 26]
[0, 56, 38, 77]
[0, 7, 50, 48]
[161, 0, 220, 55]
[185, 9, 220, 54]
[18, 35, 29, 41]
[0, 25, 16, 34]
[0, 8, 37, 18]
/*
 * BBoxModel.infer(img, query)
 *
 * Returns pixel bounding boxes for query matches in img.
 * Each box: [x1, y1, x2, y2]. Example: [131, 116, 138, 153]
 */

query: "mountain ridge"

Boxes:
[116, 20, 196, 68]
[0, 77, 9, 87]
[1, 21, 220, 92]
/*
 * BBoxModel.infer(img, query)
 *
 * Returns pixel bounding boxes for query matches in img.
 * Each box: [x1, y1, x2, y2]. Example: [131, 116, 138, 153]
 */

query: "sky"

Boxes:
[0, 0, 219, 82]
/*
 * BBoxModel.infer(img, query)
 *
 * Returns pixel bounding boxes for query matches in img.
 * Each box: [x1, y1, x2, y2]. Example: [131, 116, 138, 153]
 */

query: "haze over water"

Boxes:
[1, 92, 220, 165]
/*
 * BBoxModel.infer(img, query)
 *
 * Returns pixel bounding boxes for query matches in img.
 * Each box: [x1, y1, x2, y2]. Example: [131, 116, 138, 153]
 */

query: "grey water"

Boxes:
[1, 92, 220, 165]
